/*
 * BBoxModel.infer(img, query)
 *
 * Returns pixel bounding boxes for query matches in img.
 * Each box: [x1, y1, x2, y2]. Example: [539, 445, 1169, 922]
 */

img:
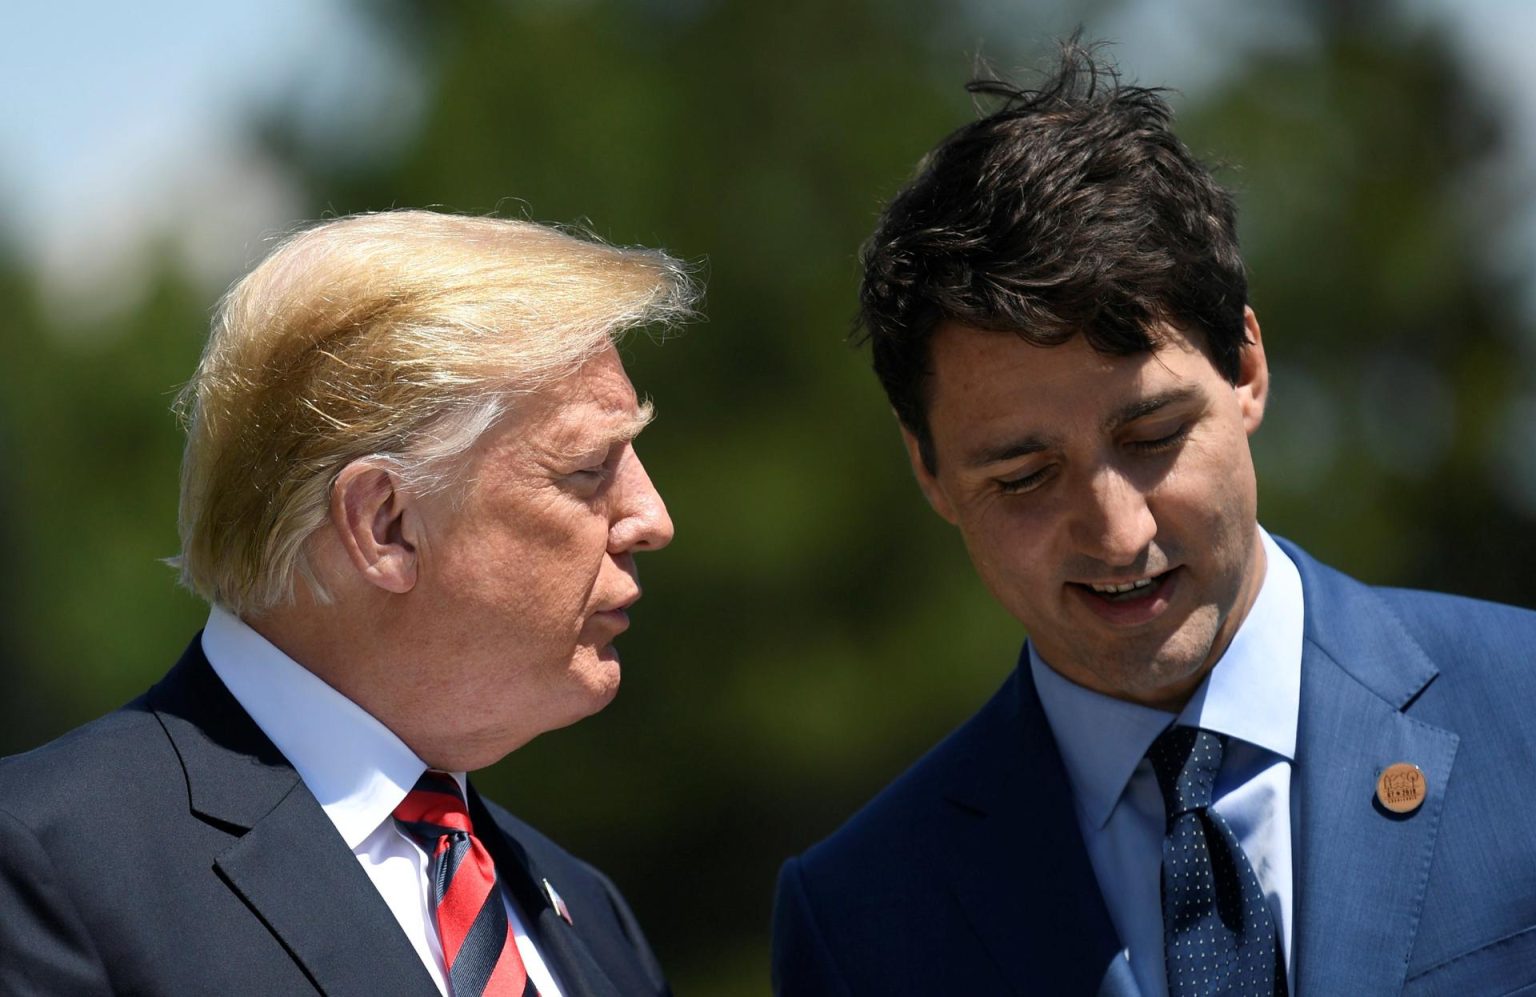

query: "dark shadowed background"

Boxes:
[4, 1, 1535, 992]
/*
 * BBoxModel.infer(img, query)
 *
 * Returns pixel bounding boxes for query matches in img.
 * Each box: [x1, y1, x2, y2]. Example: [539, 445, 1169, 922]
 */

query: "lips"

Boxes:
[1086, 576, 1158, 598]
[588, 591, 640, 633]
[596, 592, 640, 615]
[1069, 568, 1180, 625]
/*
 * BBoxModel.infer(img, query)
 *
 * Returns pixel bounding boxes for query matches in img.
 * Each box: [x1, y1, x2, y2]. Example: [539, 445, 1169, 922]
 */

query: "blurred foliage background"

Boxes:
[4, 1, 1535, 993]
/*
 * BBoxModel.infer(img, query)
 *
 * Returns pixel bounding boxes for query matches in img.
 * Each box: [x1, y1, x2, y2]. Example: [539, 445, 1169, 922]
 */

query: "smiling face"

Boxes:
[404, 345, 674, 764]
[906, 315, 1270, 710]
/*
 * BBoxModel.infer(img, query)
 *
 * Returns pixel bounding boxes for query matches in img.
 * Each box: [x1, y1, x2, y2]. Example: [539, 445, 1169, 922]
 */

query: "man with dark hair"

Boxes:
[772, 46, 1536, 996]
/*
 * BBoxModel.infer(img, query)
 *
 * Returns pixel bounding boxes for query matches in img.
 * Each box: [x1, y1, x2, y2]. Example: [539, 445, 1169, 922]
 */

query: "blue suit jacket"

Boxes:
[0, 640, 671, 996]
[772, 542, 1536, 995]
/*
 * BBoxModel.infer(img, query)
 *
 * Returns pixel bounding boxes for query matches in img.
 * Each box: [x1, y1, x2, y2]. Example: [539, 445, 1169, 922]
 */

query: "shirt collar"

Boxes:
[1031, 528, 1304, 830]
[201, 605, 439, 848]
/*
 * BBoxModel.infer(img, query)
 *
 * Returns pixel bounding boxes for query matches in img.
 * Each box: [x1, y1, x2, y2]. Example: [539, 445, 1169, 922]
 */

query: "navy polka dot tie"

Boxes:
[1148, 727, 1286, 996]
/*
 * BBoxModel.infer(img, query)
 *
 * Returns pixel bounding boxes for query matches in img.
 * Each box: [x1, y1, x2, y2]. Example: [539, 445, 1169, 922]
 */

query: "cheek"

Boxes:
[958, 502, 1055, 595]
[1206, 442, 1258, 527]
[1162, 434, 1256, 529]
[455, 488, 589, 575]
[430, 526, 584, 630]
[510, 521, 616, 618]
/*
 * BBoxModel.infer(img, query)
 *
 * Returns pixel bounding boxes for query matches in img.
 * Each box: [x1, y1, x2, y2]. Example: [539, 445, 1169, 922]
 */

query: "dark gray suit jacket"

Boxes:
[0, 639, 670, 996]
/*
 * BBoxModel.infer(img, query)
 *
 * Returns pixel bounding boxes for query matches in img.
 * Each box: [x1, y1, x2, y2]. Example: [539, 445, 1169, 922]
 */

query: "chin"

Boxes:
[572, 649, 623, 714]
[1132, 630, 1223, 700]
[584, 671, 621, 714]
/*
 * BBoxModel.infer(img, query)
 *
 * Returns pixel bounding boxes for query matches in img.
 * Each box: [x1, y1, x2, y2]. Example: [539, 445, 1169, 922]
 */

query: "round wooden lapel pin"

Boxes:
[1377, 762, 1426, 814]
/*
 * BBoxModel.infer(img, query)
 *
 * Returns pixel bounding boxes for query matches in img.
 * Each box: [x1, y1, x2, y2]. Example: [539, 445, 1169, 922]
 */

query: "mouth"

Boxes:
[1068, 568, 1180, 624]
[590, 593, 640, 630]
[604, 592, 640, 614]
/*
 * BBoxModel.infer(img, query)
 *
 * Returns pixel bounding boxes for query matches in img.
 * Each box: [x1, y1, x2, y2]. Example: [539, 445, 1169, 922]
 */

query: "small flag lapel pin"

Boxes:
[543, 878, 573, 925]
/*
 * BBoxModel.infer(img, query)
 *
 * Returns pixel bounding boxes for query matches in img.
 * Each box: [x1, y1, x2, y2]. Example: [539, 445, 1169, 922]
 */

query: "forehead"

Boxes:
[483, 346, 649, 457]
[924, 322, 1213, 441]
[527, 346, 640, 419]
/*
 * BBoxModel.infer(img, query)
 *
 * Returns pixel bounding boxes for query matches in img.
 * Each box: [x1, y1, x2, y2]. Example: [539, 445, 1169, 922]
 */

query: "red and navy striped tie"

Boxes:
[394, 771, 539, 997]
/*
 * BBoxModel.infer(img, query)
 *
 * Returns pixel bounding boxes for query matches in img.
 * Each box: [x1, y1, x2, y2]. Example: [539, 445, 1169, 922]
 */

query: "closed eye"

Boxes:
[1127, 423, 1190, 454]
[997, 466, 1052, 494]
[566, 448, 623, 491]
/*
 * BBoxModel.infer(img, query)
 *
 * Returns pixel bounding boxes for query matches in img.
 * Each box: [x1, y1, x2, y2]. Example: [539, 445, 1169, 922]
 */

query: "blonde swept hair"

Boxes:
[172, 209, 696, 615]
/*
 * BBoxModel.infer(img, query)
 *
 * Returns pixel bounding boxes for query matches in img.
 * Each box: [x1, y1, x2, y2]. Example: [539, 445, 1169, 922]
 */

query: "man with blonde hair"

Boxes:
[0, 210, 691, 996]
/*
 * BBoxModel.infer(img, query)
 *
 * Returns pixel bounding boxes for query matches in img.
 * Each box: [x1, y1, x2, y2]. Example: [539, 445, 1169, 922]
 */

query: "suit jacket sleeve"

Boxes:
[0, 806, 113, 996]
[772, 856, 854, 997]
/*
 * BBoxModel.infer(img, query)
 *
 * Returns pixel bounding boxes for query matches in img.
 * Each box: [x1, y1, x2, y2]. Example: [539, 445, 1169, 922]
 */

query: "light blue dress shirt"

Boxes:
[1031, 528, 1304, 997]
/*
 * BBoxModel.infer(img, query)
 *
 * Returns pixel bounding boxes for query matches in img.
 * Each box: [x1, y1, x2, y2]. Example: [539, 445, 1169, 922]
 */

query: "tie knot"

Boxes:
[393, 770, 474, 846]
[1148, 726, 1225, 820]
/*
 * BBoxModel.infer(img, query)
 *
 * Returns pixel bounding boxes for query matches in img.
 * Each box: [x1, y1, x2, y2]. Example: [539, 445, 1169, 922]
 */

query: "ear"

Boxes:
[1236, 306, 1269, 436]
[900, 424, 958, 525]
[330, 460, 420, 594]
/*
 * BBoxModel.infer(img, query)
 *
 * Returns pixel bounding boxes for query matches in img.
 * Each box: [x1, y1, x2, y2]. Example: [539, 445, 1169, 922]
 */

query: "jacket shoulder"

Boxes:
[793, 670, 1018, 884]
[1375, 585, 1536, 657]
[0, 697, 172, 821]
[1281, 538, 1536, 698]
[773, 670, 1045, 995]
[1372, 585, 1536, 731]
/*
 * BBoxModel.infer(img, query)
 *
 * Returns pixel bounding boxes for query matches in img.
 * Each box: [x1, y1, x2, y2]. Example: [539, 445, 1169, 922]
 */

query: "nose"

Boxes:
[609, 448, 674, 553]
[1071, 465, 1156, 568]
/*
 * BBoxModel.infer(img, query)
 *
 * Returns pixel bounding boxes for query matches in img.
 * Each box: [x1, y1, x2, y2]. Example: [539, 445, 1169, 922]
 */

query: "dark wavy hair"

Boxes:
[858, 41, 1249, 472]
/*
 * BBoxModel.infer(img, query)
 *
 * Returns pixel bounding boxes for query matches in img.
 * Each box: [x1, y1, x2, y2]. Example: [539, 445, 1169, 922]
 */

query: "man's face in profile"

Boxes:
[403, 345, 674, 765]
[905, 316, 1271, 710]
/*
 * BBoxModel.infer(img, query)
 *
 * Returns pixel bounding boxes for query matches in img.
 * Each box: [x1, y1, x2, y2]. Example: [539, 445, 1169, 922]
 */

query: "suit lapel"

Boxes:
[1285, 546, 1459, 995]
[469, 789, 625, 997]
[151, 642, 438, 997]
[525, 905, 625, 997]
[215, 783, 439, 997]
[938, 666, 1136, 996]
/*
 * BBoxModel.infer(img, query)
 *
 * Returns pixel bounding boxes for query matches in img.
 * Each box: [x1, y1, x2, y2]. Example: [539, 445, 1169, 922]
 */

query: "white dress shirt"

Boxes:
[1031, 528, 1303, 997]
[202, 606, 565, 997]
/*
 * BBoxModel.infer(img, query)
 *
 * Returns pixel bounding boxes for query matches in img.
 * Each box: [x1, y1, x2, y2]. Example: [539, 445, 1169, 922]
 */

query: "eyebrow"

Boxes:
[963, 436, 1050, 470]
[961, 387, 1202, 470]
[1103, 387, 1202, 433]
[615, 398, 656, 443]
[588, 400, 655, 456]
[546, 400, 656, 465]
[577, 399, 651, 457]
